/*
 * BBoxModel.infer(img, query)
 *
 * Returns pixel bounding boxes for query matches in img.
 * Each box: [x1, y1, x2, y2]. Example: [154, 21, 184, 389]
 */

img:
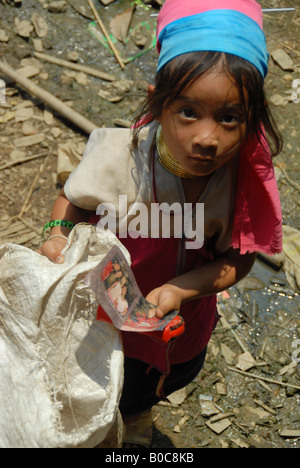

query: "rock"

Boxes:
[271, 49, 294, 71]
[0, 29, 10, 42]
[67, 51, 79, 62]
[236, 276, 265, 292]
[220, 343, 237, 365]
[31, 12, 48, 38]
[98, 80, 134, 103]
[14, 18, 34, 38]
[14, 133, 45, 148]
[215, 382, 227, 395]
[48, 1, 67, 13]
[234, 406, 270, 424]
[206, 418, 232, 434]
[51, 127, 62, 138]
[167, 387, 187, 405]
[279, 429, 300, 438]
[131, 24, 149, 48]
[32, 38, 43, 52]
[200, 401, 220, 417]
[231, 437, 250, 448]
[236, 352, 256, 371]
[270, 94, 289, 107]
[100, 0, 116, 5]
[17, 65, 40, 79]
[14, 106, 34, 123]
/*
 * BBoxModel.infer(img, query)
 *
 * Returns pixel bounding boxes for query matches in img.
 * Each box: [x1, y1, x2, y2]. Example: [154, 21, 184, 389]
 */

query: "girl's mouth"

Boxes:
[189, 155, 213, 163]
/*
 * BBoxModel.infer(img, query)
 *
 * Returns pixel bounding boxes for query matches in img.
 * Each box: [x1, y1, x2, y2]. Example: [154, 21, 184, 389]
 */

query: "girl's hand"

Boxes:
[146, 285, 183, 319]
[37, 236, 68, 264]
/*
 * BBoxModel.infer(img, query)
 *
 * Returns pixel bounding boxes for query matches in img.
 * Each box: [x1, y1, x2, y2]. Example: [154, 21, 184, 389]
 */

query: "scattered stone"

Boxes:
[31, 12, 48, 38]
[21, 121, 37, 136]
[236, 351, 256, 371]
[32, 38, 43, 52]
[14, 106, 34, 122]
[14, 18, 34, 38]
[279, 429, 300, 438]
[236, 276, 265, 292]
[100, 0, 116, 5]
[220, 343, 237, 366]
[14, 133, 45, 148]
[271, 48, 295, 71]
[48, 1, 67, 13]
[17, 65, 40, 79]
[67, 50, 79, 62]
[270, 94, 289, 107]
[215, 382, 227, 395]
[50, 127, 62, 138]
[167, 387, 187, 405]
[206, 418, 232, 434]
[0, 29, 10, 42]
[131, 24, 149, 48]
[200, 401, 220, 417]
[98, 80, 134, 103]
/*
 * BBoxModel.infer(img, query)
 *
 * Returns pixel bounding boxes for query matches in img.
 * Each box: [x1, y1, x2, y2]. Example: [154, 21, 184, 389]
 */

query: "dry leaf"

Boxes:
[109, 7, 134, 43]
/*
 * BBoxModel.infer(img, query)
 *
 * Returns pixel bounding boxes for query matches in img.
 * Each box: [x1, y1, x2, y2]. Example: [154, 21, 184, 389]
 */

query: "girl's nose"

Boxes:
[192, 119, 218, 148]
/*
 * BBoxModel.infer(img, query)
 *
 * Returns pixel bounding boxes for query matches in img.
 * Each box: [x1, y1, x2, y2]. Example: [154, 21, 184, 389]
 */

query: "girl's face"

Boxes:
[158, 65, 248, 176]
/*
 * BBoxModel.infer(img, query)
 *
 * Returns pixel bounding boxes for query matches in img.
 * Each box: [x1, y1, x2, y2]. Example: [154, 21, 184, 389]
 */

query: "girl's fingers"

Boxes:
[37, 239, 66, 264]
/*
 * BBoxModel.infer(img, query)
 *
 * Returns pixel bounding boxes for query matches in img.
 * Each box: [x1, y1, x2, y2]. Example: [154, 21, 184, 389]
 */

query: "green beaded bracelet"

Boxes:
[42, 219, 75, 238]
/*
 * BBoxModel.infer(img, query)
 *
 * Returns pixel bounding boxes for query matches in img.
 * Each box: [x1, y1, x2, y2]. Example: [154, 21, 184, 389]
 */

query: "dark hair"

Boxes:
[133, 52, 282, 156]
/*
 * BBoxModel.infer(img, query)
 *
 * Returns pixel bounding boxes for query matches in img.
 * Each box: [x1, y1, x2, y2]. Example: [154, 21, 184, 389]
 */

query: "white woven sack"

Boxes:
[0, 224, 125, 448]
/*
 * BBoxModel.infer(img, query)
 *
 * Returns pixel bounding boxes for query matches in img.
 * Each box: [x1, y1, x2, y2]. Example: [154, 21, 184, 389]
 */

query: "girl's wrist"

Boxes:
[42, 219, 75, 239]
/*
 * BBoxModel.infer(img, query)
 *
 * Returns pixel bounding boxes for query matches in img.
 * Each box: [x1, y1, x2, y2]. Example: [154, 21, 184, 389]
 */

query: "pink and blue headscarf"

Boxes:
[156, 0, 269, 78]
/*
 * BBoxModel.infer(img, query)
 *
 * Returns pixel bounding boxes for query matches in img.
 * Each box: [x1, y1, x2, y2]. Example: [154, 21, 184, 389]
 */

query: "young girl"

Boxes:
[38, 0, 282, 447]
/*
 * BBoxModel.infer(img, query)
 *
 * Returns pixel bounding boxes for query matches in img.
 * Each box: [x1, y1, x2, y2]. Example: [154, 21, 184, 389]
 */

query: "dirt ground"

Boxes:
[0, 0, 299, 449]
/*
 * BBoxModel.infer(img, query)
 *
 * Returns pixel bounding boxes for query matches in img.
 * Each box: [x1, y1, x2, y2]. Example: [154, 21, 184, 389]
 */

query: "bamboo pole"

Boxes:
[87, 0, 125, 70]
[0, 60, 98, 135]
[228, 367, 300, 391]
[34, 52, 116, 82]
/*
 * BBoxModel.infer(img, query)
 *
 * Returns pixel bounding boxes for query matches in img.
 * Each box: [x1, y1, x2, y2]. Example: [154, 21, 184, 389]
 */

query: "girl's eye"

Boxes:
[179, 107, 197, 120]
[221, 114, 241, 125]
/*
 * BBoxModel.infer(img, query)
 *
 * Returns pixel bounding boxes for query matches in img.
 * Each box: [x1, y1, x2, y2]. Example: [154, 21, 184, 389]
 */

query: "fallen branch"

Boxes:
[34, 52, 115, 82]
[220, 316, 249, 354]
[18, 155, 51, 219]
[228, 366, 300, 391]
[0, 151, 48, 172]
[0, 60, 98, 135]
[87, 0, 125, 70]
